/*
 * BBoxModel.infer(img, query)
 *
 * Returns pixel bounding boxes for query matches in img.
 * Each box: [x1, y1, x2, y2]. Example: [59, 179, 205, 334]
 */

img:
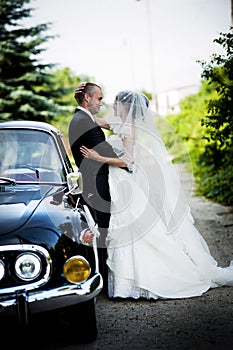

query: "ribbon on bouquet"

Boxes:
[83, 205, 100, 274]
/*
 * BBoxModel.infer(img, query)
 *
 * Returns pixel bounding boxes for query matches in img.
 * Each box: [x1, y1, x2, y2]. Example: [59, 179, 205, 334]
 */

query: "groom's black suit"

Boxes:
[69, 108, 118, 293]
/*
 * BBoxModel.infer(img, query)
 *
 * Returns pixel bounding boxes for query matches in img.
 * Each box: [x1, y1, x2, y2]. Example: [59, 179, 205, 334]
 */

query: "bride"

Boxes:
[80, 89, 233, 299]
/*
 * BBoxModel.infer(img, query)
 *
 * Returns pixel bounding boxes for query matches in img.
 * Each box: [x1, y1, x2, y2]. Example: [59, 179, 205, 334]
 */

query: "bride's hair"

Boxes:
[115, 90, 149, 119]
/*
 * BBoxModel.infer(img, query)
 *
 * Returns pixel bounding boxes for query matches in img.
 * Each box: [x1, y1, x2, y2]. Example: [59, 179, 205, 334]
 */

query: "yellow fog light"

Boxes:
[63, 255, 91, 284]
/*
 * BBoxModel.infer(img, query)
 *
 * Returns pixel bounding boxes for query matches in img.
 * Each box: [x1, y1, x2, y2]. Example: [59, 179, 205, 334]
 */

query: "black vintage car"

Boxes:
[0, 120, 102, 342]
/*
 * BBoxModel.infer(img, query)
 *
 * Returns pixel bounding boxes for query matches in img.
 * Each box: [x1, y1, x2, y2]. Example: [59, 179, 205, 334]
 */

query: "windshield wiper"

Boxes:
[0, 177, 16, 185]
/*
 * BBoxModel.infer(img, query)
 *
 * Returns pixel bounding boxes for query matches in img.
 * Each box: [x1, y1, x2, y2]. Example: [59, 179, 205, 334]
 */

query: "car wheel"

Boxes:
[64, 299, 98, 343]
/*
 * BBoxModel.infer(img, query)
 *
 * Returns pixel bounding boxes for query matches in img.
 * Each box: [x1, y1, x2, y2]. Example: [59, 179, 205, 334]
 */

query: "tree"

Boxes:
[197, 29, 233, 204]
[199, 30, 233, 148]
[0, 0, 64, 122]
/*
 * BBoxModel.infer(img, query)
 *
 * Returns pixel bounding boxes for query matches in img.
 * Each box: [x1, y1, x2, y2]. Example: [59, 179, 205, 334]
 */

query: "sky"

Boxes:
[27, 0, 231, 102]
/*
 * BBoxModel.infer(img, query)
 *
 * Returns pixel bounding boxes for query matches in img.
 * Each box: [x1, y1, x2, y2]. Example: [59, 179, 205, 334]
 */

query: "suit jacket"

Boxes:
[69, 108, 117, 171]
[68, 108, 118, 216]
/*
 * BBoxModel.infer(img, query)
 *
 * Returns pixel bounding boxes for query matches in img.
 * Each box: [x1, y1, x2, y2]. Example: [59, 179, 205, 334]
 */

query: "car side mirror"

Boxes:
[67, 171, 83, 195]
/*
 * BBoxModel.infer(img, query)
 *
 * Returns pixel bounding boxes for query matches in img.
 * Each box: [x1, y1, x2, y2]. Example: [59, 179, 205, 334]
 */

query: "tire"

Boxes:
[64, 299, 98, 343]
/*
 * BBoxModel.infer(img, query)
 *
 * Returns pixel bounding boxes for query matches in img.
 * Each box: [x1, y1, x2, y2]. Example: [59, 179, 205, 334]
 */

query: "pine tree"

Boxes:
[0, 0, 63, 122]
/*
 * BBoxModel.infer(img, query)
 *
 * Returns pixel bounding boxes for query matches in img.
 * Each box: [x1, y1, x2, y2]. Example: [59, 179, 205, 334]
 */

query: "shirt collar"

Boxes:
[77, 106, 95, 122]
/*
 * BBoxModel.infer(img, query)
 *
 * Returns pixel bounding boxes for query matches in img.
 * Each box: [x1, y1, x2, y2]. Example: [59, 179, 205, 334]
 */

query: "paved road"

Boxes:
[2, 167, 233, 349]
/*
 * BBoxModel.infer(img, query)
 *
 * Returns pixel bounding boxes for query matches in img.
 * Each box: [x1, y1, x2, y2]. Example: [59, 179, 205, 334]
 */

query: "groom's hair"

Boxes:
[75, 82, 101, 104]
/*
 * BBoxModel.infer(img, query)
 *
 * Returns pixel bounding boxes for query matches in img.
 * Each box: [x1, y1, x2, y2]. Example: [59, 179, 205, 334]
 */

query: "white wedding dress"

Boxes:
[106, 134, 233, 300]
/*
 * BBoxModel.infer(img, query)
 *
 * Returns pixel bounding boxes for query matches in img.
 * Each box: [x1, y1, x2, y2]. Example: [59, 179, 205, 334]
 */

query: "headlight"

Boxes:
[15, 253, 42, 281]
[0, 259, 5, 280]
[63, 255, 91, 284]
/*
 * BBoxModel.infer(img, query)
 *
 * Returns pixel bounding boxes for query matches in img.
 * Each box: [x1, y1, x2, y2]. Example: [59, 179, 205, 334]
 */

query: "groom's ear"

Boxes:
[84, 92, 90, 103]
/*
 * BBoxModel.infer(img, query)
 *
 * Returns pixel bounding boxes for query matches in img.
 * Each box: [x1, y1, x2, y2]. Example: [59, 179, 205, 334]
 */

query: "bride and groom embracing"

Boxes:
[69, 82, 233, 300]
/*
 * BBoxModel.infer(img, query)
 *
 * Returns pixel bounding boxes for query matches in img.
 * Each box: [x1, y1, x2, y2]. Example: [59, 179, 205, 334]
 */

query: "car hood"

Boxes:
[0, 185, 60, 234]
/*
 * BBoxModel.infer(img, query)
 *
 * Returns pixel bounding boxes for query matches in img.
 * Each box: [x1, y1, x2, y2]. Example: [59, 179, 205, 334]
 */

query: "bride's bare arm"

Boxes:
[94, 116, 110, 130]
[121, 123, 135, 167]
[80, 146, 128, 167]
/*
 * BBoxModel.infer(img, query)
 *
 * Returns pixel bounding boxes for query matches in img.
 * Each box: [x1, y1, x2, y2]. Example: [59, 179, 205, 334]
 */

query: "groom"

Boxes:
[68, 82, 118, 294]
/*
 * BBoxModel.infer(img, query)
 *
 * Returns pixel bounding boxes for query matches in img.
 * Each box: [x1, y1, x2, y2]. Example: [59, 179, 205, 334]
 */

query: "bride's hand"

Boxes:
[80, 145, 101, 161]
[75, 82, 86, 94]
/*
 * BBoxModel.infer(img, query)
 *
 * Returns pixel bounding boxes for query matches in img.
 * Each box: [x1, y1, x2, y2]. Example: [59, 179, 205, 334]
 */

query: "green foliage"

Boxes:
[0, 0, 64, 122]
[196, 162, 233, 204]
[196, 30, 233, 204]
[198, 31, 233, 147]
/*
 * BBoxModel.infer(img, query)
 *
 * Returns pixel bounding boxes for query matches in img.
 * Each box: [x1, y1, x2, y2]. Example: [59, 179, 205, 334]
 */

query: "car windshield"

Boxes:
[0, 129, 66, 184]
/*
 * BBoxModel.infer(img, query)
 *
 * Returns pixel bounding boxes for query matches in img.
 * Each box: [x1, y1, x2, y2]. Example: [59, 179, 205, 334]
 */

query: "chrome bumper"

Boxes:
[0, 273, 102, 324]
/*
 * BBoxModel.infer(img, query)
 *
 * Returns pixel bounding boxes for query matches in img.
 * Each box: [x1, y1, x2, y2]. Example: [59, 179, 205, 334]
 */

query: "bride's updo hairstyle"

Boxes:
[115, 90, 149, 120]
